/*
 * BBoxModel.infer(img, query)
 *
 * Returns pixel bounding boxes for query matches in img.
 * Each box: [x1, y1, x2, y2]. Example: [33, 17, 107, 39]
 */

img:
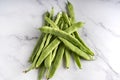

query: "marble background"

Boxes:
[0, 0, 120, 80]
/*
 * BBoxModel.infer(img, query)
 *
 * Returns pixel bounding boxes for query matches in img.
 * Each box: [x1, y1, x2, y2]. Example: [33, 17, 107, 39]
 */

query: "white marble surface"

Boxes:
[0, 0, 120, 80]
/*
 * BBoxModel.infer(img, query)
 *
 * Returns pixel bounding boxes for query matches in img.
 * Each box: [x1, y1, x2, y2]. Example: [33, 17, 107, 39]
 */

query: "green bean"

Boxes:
[64, 22, 84, 33]
[51, 47, 58, 62]
[45, 14, 84, 33]
[59, 19, 64, 30]
[24, 33, 48, 72]
[28, 11, 50, 63]
[59, 37, 91, 60]
[73, 32, 94, 56]
[67, 1, 75, 23]
[44, 30, 53, 68]
[72, 33, 81, 69]
[45, 14, 62, 29]
[62, 22, 71, 69]
[36, 22, 84, 68]
[44, 11, 63, 68]
[44, 52, 52, 68]
[44, 11, 50, 26]
[47, 44, 65, 79]
[38, 65, 46, 80]
[49, 7, 54, 20]
[64, 48, 71, 68]
[44, 34, 52, 68]
[73, 53, 82, 69]
[25, 10, 55, 72]
[62, 12, 71, 26]
[54, 12, 62, 24]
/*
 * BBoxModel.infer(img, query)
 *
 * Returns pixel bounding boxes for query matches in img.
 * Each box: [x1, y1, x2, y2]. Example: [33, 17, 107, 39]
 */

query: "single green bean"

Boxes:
[44, 34, 52, 68]
[54, 12, 62, 24]
[38, 65, 46, 80]
[64, 48, 71, 68]
[73, 53, 82, 69]
[44, 52, 52, 68]
[62, 22, 71, 69]
[47, 44, 65, 79]
[49, 7, 54, 20]
[67, 1, 75, 23]
[51, 46, 58, 62]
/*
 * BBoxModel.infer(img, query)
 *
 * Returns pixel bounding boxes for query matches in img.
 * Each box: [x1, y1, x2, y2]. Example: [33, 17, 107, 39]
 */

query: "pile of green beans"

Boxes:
[25, 1, 94, 80]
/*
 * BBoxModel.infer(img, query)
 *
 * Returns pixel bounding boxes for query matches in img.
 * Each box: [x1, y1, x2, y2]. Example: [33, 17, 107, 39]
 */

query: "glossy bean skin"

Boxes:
[47, 44, 65, 79]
